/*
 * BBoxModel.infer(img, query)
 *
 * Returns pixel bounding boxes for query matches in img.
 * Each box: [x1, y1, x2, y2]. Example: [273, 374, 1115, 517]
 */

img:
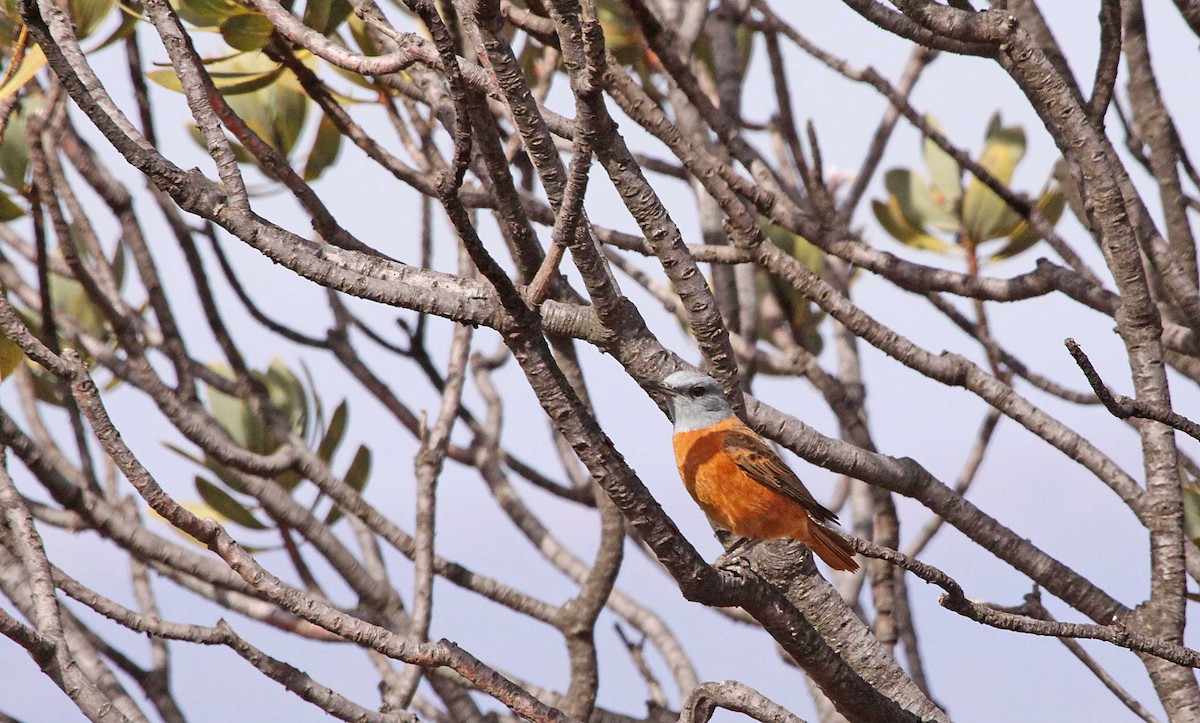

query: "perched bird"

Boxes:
[644, 370, 858, 572]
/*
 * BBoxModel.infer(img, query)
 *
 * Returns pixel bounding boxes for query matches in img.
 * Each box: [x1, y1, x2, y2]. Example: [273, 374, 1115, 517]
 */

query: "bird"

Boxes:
[643, 370, 859, 572]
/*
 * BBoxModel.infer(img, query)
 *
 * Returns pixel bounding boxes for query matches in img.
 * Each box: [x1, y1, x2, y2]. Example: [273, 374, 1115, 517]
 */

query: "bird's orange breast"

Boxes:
[671, 417, 811, 540]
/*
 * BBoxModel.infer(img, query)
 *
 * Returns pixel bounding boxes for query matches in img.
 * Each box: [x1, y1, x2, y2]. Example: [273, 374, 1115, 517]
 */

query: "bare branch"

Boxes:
[680, 680, 807, 723]
[1066, 338, 1200, 441]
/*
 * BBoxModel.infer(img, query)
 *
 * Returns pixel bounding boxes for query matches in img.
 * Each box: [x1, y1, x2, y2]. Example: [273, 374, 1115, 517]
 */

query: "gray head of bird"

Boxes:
[642, 370, 735, 432]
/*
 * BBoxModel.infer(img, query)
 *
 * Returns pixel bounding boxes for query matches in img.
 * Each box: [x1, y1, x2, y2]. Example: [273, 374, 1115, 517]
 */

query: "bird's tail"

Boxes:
[806, 524, 859, 572]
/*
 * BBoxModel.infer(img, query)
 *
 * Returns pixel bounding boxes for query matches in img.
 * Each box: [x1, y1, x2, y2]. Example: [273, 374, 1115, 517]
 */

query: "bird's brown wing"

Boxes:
[722, 428, 840, 524]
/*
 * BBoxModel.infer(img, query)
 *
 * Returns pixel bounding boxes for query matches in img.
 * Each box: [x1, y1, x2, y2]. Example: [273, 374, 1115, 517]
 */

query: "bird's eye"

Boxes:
[689, 385, 705, 399]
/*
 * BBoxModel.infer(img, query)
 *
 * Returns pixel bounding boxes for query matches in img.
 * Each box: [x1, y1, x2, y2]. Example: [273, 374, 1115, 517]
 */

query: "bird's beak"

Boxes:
[641, 380, 674, 423]
[640, 380, 671, 395]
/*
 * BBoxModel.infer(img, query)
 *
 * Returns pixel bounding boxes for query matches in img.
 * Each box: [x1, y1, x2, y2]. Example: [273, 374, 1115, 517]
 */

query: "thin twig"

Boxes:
[1066, 338, 1200, 441]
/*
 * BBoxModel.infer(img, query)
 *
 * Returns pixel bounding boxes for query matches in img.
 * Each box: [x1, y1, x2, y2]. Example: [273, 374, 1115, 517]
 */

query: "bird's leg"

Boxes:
[713, 536, 762, 572]
[725, 536, 761, 558]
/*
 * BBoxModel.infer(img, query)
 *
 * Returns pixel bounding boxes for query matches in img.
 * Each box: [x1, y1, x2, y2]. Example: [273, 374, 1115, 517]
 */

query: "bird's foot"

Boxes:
[713, 537, 761, 577]
[713, 552, 755, 579]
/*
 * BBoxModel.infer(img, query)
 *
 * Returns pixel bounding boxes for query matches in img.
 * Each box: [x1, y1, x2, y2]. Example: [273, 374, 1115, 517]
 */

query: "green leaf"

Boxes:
[961, 158, 1018, 243]
[164, 500, 227, 525]
[186, 125, 257, 163]
[30, 366, 65, 406]
[207, 390, 251, 448]
[0, 188, 24, 221]
[276, 469, 304, 492]
[48, 273, 107, 337]
[170, 0, 215, 27]
[962, 179, 1016, 243]
[261, 359, 308, 437]
[326, 444, 370, 525]
[207, 459, 254, 494]
[922, 114, 962, 210]
[144, 69, 185, 92]
[0, 2, 20, 47]
[598, 0, 647, 67]
[298, 358, 322, 445]
[750, 228, 820, 348]
[989, 187, 1065, 262]
[0, 99, 30, 188]
[147, 61, 285, 96]
[345, 446, 371, 492]
[316, 399, 348, 462]
[178, 0, 243, 25]
[789, 235, 823, 275]
[205, 365, 253, 448]
[0, 43, 47, 103]
[961, 116, 1028, 243]
[151, 502, 267, 548]
[347, 14, 379, 57]
[147, 70, 184, 91]
[269, 82, 307, 155]
[983, 111, 1001, 142]
[88, 3, 140, 53]
[110, 240, 127, 291]
[761, 218, 823, 274]
[758, 269, 824, 356]
[884, 169, 958, 233]
[243, 411, 272, 457]
[0, 333, 23, 381]
[981, 117, 1026, 180]
[219, 12, 275, 52]
[224, 66, 308, 157]
[991, 204, 1024, 242]
[303, 113, 342, 181]
[203, 361, 309, 463]
[195, 476, 269, 529]
[302, 0, 351, 35]
[872, 198, 951, 253]
[1185, 484, 1200, 545]
[70, 0, 116, 39]
[42, 237, 126, 350]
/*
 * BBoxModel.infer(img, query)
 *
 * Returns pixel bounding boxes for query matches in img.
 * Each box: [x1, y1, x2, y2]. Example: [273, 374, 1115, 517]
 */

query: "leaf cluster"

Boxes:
[168, 360, 371, 535]
[873, 114, 1065, 263]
